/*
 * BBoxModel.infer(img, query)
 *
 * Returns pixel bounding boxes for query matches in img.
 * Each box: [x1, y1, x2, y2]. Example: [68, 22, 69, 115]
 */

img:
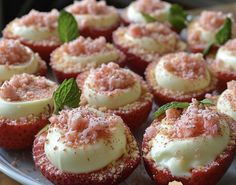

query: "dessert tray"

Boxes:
[0, 105, 236, 185]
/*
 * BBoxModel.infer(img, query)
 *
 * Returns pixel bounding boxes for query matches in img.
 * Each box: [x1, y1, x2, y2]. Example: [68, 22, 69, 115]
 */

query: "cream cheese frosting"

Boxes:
[45, 107, 127, 173]
[126, 0, 171, 23]
[83, 63, 142, 109]
[150, 120, 230, 177]
[154, 53, 211, 92]
[0, 47, 40, 82]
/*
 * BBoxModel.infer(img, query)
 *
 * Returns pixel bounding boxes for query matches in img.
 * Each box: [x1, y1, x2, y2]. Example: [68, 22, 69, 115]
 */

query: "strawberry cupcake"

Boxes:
[208, 39, 236, 91]
[33, 107, 140, 185]
[143, 99, 236, 185]
[0, 39, 47, 84]
[113, 23, 186, 75]
[121, 0, 171, 25]
[145, 52, 217, 105]
[3, 9, 60, 61]
[187, 11, 236, 53]
[50, 36, 126, 83]
[76, 62, 153, 130]
[0, 73, 57, 149]
[65, 0, 120, 41]
[217, 80, 236, 121]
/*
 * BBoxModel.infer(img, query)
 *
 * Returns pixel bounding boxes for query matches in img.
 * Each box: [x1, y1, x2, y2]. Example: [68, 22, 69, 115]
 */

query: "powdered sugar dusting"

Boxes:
[0, 39, 31, 65]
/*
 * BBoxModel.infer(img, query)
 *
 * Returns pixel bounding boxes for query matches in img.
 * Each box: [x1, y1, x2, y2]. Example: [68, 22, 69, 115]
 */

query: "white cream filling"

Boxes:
[126, 3, 170, 23]
[73, 13, 119, 29]
[83, 72, 142, 109]
[45, 121, 127, 173]
[216, 48, 236, 71]
[11, 23, 57, 41]
[0, 48, 39, 83]
[62, 50, 120, 68]
[154, 59, 211, 92]
[150, 120, 230, 177]
[0, 80, 55, 119]
[217, 89, 236, 120]
[189, 22, 216, 44]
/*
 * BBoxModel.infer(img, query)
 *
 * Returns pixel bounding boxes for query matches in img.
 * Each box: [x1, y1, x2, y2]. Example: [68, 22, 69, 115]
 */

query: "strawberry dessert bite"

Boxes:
[0, 39, 47, 84]
[3, 9, 60, 61]
[217, 80, 236, 121]
[187, 11, 236, 53]
[76, 62, 153, 130]
[50, 36, 126, 83]
[0, 73, 57, 149]
[143, 99, 236, 185]
[33, 107, 140, 185]
[145, 52, 217, 105]
[65, 0, 120, 41]
[121, 0, 171, 25]
[208, 39, 236, 90]
[113, 23, 186, 75]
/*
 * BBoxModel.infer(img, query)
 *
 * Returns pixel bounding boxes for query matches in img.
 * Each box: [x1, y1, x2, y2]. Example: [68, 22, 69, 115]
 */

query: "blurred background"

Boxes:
[0, 0, 234, 33]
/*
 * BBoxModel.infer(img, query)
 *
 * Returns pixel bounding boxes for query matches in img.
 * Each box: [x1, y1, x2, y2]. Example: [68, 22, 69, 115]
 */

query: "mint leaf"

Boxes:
[153, 102, 189, 118]
[203, 42, 214, 56]
[203, 18, 232, 56]
[199, 99, 214, 106]
[168, 4, 188, 30]
[53, 78, 81, 114]
[141, 12, 156, 23]
[58, 10, 79, 43]
[215, 17, 232, 45]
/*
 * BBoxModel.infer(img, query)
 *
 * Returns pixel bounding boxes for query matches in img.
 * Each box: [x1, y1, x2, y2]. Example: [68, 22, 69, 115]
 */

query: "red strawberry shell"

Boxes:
[33, 125, 141, 185]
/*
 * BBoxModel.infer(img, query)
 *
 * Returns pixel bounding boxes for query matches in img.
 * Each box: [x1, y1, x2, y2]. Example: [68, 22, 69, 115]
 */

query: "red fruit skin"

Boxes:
[0, 117, 48, 149]
[51, 54, 127, 83]
[213, 71, 236, 93]
[76, 71, 153, 130]
[113, 36, 148, 76]
[145, 61, 218, 106]
[33, 126, 141, 185]
[79, 22, 121, 42]
[142, 116, 236, 185]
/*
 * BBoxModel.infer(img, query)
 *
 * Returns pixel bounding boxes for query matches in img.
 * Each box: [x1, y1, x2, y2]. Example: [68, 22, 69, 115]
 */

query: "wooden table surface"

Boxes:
[1, 2, 236, 185]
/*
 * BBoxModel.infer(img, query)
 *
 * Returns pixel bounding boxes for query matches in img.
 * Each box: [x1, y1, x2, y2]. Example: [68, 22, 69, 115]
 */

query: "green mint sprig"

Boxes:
[58, 10, 79, 43]
[153, 99, 214, 118]
[53, 78, 81, 114]
[203, 18, 232, 56]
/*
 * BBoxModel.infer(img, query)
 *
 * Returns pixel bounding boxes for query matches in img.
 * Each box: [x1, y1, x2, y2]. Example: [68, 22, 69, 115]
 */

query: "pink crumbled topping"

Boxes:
[0, 74, 57, 102]
[199, 11, 230, 31]
[127, 23, 175, 39]
[0, 39, 31, 65]
[63, 36, 108, 56]
[66, 0, 113, 15]
[135, 0, 167, 13]
[163, 52, 207, 79]
[49, 107, 122, 146]
[227, 80, 236, 94]
[18, 9, 59, 29]
[88, 62, 136, 91]
[166, 99, 220, 138]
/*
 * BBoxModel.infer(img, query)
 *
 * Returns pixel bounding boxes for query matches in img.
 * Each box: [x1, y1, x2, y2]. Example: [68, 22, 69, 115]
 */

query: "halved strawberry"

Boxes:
[33, 125, 141, 185]
[0, 116, 48, 149]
